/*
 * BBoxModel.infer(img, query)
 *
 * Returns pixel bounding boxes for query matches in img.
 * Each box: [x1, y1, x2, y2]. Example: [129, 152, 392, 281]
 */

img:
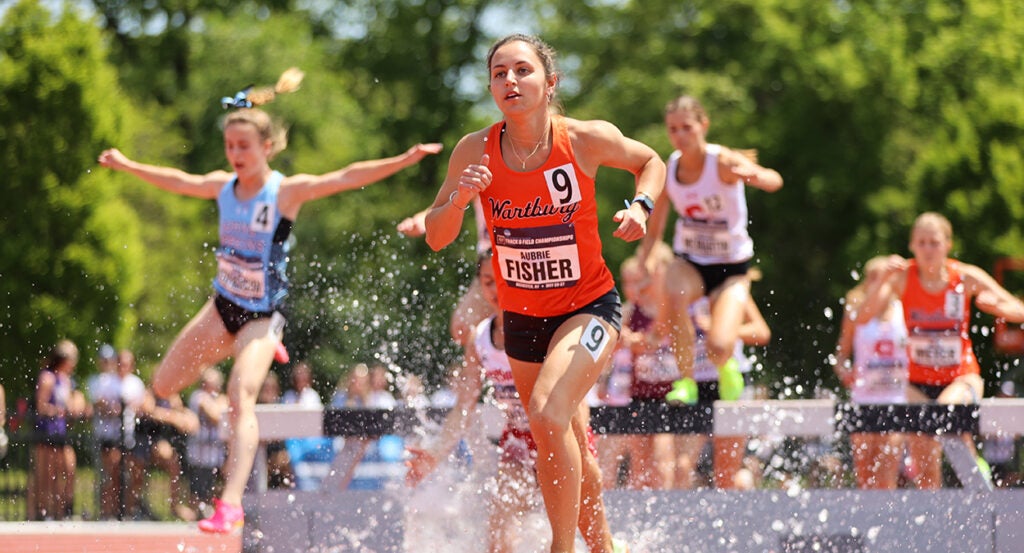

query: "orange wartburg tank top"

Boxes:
[480, 115, 615, 317]
[902, 259, 980, 385]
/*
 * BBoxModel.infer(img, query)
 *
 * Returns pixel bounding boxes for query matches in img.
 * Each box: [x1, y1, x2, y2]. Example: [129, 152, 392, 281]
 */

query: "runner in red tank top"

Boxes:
[858, 212, 1024, 489]
[902, 258, 980, 385]
[425, 34, 664, 553]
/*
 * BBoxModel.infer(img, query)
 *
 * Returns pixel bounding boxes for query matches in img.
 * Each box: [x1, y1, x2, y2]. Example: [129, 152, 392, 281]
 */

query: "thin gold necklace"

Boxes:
[506, 123, 550, 170]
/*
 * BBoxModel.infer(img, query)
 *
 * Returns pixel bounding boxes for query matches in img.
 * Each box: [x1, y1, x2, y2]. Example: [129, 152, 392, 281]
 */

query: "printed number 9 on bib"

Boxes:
[581, 318, 610, 362]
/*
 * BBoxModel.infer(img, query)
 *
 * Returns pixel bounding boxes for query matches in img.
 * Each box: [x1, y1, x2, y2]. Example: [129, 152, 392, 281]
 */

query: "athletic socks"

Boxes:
[665, 377, 698, 405]
[665, 357, 744, 404]
[717, 357, 744, 401]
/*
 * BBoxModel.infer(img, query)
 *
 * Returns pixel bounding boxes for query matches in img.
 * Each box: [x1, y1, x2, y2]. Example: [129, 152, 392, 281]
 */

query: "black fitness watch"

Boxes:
[630, 193, 655, 216]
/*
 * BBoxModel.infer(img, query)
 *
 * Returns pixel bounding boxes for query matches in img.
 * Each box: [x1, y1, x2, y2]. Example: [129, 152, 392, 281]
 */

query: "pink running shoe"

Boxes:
[197, 499, 243, 533]
[274, 341, 290, 364]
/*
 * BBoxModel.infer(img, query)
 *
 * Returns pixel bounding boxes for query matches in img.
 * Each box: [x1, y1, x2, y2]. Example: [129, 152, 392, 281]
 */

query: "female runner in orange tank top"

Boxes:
[425, 34, 664, 553]
[858, 212, 1024, 488]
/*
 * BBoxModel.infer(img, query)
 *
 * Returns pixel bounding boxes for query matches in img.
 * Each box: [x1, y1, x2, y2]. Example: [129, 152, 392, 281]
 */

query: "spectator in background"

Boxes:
[398, 374, 431, 410]
[280, 362, 329, 490]
[368, 364, 397, 409]
[117, 349, 148, 517]
[347, 364, 400, 490]
[282, 361, 322, 407]
[331, 364, 371, 408]
[32, 339, 89, 520]
[127, 388, 199, 521]
[0, 382, 8, 460]
[86, 344, 124, 519]
[258, 372, 294, 489]
[187, 368, 230, 515]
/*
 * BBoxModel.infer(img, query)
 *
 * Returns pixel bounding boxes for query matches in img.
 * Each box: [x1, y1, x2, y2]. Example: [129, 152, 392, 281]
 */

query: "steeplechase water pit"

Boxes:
[244, 399, 1024, 553]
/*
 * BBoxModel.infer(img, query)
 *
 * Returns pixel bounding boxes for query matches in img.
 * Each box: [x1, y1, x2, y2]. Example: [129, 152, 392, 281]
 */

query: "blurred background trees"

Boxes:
[2, 0, 1022, 400]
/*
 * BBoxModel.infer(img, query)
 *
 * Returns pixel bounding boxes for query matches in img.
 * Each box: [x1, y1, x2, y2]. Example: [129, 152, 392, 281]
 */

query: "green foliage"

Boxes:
[0, 0, 144, 397]
[538, 0, 1024, 394]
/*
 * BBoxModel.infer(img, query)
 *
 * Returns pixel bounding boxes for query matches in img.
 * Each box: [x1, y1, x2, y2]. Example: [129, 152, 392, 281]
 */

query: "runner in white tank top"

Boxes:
[833, 256, 909, 490]
[664, 145, 753, 265]
[639, 95, 781, 406]
[850, 308, 909, 404]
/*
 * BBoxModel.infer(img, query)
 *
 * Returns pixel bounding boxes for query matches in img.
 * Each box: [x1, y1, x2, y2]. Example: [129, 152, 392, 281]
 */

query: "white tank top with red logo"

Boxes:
[851, 302, 909, 404]
[474, 316, 530, 433]
[665, 144, 754, 264]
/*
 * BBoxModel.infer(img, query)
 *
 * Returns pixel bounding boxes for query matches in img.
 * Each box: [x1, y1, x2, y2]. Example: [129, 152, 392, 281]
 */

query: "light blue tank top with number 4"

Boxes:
[213, 171, 291, 312]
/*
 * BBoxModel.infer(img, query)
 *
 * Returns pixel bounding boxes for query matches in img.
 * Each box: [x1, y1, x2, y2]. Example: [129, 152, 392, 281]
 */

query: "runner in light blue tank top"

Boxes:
[214, 171, 290, 312]
[98, 67, 442, 534]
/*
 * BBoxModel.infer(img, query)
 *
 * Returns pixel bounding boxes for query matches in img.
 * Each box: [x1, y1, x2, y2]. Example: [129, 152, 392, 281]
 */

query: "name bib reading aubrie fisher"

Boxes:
[494, 224, 580, 290]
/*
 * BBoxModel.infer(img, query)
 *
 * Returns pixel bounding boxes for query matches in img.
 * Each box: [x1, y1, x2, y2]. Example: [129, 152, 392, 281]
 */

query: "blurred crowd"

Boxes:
[0, 339, 435, 521]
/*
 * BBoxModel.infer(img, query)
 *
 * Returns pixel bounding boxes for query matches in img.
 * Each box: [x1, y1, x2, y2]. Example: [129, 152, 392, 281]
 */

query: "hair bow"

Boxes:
[220, 85, 254, 109]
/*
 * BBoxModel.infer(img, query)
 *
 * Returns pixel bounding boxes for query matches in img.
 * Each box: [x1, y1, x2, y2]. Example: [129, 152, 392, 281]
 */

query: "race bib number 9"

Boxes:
[544, 163, 581, 206]
[494, 224, 581, 290]
[581, 317, 611, 362]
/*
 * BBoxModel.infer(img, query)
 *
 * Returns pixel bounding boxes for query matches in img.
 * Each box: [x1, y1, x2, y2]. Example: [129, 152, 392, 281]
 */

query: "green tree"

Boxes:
[0, 0, 144, 398]
[537, 0, 1024, 394]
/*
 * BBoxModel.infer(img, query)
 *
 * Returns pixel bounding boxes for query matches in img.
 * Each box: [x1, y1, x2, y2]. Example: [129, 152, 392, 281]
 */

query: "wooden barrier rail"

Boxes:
[256, 398, 1024, 440]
